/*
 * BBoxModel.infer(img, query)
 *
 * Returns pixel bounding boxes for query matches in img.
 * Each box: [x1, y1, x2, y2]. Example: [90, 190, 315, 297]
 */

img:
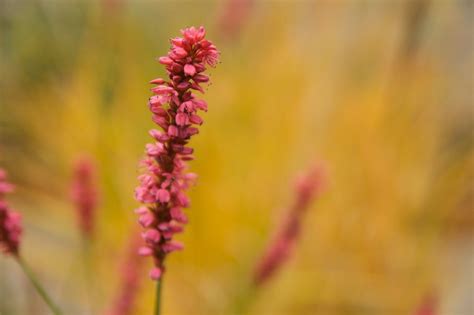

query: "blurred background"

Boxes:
[0, 0, 472, 314]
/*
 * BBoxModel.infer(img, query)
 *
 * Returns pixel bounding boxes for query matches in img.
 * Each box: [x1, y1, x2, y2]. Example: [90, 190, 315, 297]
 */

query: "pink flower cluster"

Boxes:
[71, 158, 98, 239]
[0, 168, 22, 256]
[134, 26, 219, 280]
[253, 164, 327, 285]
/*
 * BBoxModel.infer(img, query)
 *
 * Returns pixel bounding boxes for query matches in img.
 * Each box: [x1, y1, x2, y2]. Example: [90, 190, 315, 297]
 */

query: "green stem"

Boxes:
[154, 277, 163, 315]
[15, 255, 62, 315]
[230, 283, 257, 315]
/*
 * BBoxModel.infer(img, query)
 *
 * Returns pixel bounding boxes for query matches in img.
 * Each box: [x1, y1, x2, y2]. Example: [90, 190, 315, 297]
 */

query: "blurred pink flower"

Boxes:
[414, 295, 437, 315]
[217, 0, 254, 39]
[0, 168, 22, 256]
[135, 26, 219, 280]
[106, 235, 144, 315]
[71, 157, 98, 239]
[253, 163, 327, 286]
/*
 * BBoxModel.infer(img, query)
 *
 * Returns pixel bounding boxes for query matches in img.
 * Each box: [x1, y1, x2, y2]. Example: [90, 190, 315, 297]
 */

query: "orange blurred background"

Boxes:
[0, 0, 472, 314]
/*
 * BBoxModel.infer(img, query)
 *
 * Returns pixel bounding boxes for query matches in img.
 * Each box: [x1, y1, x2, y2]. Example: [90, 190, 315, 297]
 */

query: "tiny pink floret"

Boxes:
[149, 267, 162, 280]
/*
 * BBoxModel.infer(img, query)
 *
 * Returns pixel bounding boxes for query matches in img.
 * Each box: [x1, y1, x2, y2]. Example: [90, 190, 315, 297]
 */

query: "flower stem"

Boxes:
[15, 255, 62, 315]
[154, 277, 163, 315]
[82, 237, 95, 315]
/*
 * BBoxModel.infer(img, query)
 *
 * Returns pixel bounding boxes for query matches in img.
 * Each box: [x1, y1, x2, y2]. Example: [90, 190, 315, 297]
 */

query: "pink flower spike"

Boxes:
[135, 26, 219, 281]
[70, 157, 98, 239]
[107, 236, 145, 315]
[253, 162, 328, 286]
